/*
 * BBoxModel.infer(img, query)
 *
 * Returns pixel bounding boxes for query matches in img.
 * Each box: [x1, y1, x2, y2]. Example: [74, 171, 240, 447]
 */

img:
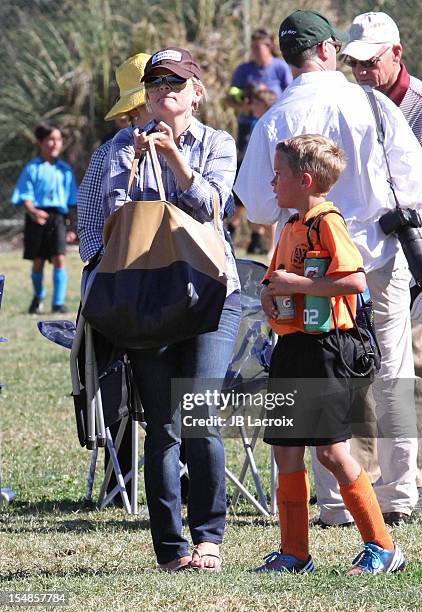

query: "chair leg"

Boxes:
[131, 419, 138, 514]
[99, 427, 131, 513]
[239, 425, 268, 512]
[225, 467, 269, 516]
[99, 417, 129, 504]
[84, 447, 98, 504]
[231, 418, 263, 507]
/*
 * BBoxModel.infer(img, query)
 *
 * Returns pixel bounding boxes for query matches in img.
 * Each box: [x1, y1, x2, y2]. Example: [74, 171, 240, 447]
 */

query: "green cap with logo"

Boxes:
[279, 10, 348, 55]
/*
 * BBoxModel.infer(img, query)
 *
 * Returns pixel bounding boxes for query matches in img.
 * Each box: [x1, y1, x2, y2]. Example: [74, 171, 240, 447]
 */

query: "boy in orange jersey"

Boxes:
[255, 134, 404, 575]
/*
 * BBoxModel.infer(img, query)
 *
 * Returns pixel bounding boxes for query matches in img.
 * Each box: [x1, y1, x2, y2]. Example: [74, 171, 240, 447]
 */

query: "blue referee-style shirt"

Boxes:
[11, 156, 77, 215]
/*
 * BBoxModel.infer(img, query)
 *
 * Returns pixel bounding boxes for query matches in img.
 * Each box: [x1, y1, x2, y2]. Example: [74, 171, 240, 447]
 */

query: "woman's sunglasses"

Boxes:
[144, 75, 188, 92]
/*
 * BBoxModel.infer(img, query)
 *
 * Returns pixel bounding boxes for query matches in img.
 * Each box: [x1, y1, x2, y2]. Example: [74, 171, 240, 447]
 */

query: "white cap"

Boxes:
[342, 12, 400, 60]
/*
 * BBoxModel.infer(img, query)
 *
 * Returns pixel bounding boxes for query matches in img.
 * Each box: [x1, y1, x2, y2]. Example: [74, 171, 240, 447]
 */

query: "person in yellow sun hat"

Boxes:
[104, 52, 151, 120]
[77, 52, 152, 504]
[78, 52, 152, 263]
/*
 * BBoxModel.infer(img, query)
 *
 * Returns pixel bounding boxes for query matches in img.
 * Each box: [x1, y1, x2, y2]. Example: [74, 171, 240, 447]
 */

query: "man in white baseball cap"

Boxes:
[342, 12, 422, 141]
[342, 12, 400, 60]
[343, 11, 422, 524]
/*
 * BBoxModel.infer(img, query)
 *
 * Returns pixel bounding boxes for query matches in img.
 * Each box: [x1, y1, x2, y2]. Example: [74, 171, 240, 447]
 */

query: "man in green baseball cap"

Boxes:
[279, 9, 348, 56]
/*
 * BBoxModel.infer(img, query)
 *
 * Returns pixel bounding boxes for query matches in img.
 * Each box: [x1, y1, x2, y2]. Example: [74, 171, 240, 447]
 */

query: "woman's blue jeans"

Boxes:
[127, 303, 241, 564]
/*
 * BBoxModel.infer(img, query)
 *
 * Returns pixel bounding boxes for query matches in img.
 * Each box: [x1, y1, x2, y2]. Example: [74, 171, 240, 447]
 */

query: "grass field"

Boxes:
[1, 249, 422, 611]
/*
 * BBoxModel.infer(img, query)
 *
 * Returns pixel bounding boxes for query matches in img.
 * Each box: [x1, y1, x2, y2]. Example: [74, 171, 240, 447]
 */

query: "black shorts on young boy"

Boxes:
[264, 330, 362, 446]
[23, 208, 67, 261]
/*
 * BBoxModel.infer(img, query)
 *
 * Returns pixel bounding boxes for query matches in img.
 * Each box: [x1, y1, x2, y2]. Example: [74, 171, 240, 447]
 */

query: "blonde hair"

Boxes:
[276, 134, 346, 193]
[191, 77, 207, 111]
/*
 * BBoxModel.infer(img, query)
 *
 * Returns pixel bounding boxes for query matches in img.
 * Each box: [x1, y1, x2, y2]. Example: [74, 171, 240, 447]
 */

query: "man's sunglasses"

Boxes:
[144, 75, 188, 91]
[343, 46, 392, 69]
[325, 39, 342, 55]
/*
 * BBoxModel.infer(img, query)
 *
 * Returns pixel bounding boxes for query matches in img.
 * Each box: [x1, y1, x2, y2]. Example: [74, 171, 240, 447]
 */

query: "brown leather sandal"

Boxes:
[158, 556, 192, 572]
[189, 547, 223, 571]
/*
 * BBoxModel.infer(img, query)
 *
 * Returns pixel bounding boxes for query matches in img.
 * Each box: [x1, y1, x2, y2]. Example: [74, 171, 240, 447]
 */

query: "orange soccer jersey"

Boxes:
[264, 202, 364, 336]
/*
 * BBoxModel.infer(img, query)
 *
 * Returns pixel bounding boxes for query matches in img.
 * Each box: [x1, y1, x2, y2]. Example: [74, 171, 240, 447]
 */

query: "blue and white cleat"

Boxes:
[347, 542, 406, 576]
[252, 551, 314, 574]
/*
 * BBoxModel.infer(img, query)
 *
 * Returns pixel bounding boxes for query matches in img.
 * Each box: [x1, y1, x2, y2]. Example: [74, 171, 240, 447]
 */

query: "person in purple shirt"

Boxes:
[227, 28, 292, 161]
[226, 28, 292, 254]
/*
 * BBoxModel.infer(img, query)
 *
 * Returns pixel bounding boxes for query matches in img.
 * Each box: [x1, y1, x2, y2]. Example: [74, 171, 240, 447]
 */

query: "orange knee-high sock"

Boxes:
[339, 469, 393, 550]
[276, 470, 310, 561]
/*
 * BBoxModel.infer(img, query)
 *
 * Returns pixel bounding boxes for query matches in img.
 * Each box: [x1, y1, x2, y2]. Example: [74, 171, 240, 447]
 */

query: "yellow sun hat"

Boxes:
[104, 52, 151, 121]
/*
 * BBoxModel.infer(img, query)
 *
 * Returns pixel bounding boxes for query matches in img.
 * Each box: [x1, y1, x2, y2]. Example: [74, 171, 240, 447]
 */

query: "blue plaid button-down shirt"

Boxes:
[77, 140, 111, 262]
[103, 118, 240, 294]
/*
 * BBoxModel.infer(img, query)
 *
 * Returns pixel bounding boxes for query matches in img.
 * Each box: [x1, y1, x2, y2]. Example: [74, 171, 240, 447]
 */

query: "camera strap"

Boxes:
[361, 85, 401, 211]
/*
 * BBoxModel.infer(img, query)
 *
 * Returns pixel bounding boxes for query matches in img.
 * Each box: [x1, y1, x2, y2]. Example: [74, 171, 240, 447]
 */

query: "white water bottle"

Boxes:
[274, 265, 295, 321]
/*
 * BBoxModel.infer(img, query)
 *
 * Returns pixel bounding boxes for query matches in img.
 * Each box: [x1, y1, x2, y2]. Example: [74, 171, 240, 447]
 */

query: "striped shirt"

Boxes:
[77, 141, 111, 262]
[400, 75, 422, 146]
[389, 63, 422, 145]
[103, 117, 240, 294]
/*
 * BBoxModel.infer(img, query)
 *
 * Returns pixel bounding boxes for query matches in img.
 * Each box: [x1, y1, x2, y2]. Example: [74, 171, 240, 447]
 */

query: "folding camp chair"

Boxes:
[40, 266, 188, 515]
[69, 314, 136, 514]
[37, 265, 138, 513]
[222, 259, 277, 516]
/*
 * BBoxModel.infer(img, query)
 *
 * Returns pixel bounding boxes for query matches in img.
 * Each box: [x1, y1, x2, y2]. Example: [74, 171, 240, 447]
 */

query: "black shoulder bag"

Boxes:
[306, 210, 381, 378]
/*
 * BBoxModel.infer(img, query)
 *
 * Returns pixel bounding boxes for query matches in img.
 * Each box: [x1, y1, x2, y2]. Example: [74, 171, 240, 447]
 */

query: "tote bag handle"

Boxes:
[126, 135, 165, 201]
[125, 135, 220, 231]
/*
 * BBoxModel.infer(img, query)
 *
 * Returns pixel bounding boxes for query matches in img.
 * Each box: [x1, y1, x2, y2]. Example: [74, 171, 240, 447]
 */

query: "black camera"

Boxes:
[379, 207, 422, 287]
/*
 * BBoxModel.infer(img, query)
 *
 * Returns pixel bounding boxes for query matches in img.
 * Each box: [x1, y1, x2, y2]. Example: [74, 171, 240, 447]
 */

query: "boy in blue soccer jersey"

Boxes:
[11, 123, 77, 314]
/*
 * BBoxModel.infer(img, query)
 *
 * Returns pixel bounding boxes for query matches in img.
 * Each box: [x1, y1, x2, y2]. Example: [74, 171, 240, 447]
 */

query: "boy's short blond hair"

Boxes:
[276, 134, 346, 194]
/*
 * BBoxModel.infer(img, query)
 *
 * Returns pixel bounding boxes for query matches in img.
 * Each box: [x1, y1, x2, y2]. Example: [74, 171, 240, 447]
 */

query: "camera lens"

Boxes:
[379, 209, 400, 235]
[397, 226, 422, 286]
